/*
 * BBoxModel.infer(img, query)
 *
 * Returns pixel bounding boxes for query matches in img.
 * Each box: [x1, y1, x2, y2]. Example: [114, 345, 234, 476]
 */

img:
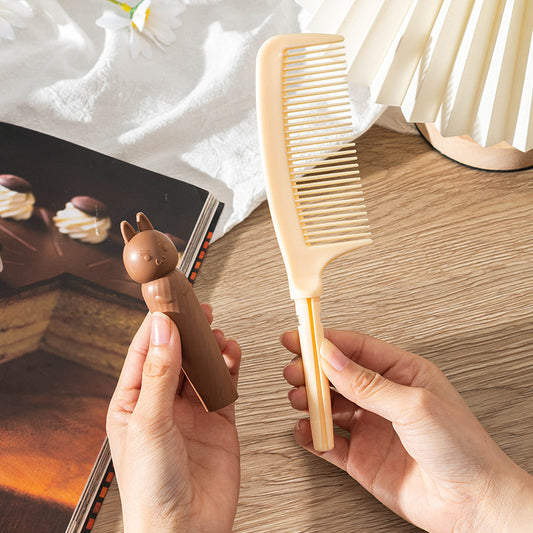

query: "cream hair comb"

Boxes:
[256, 33, 372, 451]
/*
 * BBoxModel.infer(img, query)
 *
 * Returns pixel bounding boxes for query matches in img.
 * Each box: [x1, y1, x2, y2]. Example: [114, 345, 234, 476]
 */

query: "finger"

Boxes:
[284, 331, 409, 396]
[294, 418, 350, 473]
[281, 330, 301, 356]
[283, 355, 305, 387]
[201, 302, 214, 324]
[109, 313, 152, 417]
[213, 329, 241, 384]
[209, 333, 241, 423]
[284, 328, 430, 388]
[135, 312, 182, 423]
[292, 328, 446, 392]
[222, 339, 241, 383]
[320, 338, 416, 424]
[323, 329, 431, 387]
[282, 328, 425, 388]
[286, 329, 458, 410]
[331, 391, 360, 430]
[213, 328, 227, 352]
[288, 385, 359, 432]
[288, 386, 307, 411]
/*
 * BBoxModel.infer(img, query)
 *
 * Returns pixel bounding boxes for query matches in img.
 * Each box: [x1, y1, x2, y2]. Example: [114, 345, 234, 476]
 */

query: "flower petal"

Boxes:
[129, 28, 142, 58]
[96, 12, 130, 31]
[132, 0, 151, 32]
[146, 17, 176, 45]
[143, 28, 165, 51]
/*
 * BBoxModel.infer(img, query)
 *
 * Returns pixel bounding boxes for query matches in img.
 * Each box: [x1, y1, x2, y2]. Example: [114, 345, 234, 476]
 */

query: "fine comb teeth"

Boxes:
[283, 40, 370, 248]
[257, 33, 372, 300]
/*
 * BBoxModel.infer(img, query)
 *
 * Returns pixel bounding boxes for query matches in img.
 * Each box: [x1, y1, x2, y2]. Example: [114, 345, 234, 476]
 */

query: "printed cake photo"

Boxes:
[0, 122, 220, 533]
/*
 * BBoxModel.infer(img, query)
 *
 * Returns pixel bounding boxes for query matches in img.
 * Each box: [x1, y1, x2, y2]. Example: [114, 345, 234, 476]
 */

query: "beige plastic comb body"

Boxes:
[256, 33, 372, 451]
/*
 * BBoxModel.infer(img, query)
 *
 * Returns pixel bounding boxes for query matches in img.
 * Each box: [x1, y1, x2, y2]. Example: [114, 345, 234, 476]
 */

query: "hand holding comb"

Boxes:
[256, 34, 372, 451]
[120, 212, 238, 412]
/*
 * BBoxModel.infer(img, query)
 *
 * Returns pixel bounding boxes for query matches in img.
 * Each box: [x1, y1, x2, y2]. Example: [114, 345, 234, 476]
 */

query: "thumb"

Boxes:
[135, 312, 182, 422]
[320, 338, 417, 424]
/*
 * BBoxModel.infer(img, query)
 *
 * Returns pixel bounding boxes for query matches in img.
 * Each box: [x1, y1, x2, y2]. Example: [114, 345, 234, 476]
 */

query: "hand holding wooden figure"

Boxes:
[108, 213, 240, 531]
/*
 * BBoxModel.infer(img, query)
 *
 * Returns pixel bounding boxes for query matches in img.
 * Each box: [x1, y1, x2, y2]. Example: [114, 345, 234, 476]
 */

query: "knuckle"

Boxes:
[407, 387, 435, 418]
[351, 368, 384, 399]
[417, 357, 440, 382]
[143, 357, 172, 379]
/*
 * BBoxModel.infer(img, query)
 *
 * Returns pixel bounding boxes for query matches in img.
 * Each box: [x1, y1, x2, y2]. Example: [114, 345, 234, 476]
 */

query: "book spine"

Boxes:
[81, 465, 115, 532]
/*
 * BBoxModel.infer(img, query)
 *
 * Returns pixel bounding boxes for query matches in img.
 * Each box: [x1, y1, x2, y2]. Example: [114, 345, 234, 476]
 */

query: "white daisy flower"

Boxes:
[0, 0, 33, 44]
[96, 0, 185, 59]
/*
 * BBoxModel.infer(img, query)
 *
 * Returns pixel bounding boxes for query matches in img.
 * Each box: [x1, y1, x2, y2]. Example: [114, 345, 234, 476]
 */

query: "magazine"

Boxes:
[0, 122, 222, 533]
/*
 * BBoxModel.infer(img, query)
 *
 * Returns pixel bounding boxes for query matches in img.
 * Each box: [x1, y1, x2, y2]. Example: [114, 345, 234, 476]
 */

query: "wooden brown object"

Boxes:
[120, 213, 237, 411]
[417, 122, 533, 171]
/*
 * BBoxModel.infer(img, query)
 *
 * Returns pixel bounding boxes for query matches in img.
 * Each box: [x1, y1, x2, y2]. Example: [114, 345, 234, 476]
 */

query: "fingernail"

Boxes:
[320, 339, 348, 371]
[294, 419, 313, 446]
[151, 312, 171, 346]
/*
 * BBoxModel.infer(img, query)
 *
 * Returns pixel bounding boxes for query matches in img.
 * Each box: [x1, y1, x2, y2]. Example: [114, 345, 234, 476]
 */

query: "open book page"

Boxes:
[0, 122, 222, 533]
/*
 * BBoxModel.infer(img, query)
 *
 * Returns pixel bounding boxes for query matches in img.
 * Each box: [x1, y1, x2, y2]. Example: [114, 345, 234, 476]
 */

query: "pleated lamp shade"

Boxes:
[297, 0, 533, 170]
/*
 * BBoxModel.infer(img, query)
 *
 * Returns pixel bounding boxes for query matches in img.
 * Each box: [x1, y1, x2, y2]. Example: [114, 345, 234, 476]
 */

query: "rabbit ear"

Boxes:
[120, 220, 137, 243]
[136, 212, 154, 232]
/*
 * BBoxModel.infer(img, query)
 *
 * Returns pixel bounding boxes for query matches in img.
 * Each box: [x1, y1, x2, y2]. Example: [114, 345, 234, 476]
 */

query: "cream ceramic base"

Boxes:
[416, 123, 533, 171]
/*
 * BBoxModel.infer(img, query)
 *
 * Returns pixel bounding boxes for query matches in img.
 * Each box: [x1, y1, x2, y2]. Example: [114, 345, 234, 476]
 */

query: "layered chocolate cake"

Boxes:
[0, 193, 146, 373]
[0, 123, 200, 372]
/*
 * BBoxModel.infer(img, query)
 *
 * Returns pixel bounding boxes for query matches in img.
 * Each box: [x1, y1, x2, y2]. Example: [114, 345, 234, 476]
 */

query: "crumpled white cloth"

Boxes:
[1, 0, 412, 240]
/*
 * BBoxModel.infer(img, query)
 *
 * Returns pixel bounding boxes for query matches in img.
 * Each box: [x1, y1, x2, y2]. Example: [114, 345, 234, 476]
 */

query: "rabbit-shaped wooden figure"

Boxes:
[121, 212, 238, 411]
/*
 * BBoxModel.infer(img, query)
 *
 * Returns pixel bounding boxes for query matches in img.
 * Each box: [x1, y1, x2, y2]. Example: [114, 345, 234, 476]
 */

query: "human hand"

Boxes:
[282, 329, 533, 532]
[107, 306, 241, 533]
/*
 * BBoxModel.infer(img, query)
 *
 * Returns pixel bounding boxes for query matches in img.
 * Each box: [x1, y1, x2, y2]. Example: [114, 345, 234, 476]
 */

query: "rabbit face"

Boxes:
[121, 213, 180, 284]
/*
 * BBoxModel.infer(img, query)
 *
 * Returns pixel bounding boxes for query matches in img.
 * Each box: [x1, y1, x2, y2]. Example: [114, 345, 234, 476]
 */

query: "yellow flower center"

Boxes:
[132, 7, 150, 30]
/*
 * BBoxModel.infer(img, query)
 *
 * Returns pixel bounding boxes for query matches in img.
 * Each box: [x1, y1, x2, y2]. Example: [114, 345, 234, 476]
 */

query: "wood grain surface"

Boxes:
[92, 126, 533, 533]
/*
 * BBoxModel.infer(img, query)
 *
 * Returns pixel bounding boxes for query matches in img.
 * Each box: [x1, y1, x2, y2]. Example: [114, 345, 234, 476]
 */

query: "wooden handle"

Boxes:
[142, 269, 238, 412]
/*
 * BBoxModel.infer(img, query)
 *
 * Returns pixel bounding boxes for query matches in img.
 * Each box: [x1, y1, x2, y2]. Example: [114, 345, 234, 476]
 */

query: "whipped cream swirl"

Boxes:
[0, 184, 35, 220]
[53, 202, 111, 244]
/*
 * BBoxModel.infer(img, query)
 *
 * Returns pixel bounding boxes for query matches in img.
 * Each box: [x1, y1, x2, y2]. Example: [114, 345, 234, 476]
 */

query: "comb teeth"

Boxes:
[282, 41, 371, 247]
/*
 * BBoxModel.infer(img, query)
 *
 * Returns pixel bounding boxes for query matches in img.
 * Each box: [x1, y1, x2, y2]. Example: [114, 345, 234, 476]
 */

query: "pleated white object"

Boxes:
[297, 0, 533, 151]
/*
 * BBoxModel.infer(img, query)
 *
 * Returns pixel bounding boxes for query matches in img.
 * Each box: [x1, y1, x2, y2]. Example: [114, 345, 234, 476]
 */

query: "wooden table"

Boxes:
[93, 125, 533, 532]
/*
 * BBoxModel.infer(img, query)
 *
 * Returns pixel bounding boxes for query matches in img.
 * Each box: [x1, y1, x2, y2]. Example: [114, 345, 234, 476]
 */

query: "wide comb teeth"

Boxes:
[282, 41, 371, 247]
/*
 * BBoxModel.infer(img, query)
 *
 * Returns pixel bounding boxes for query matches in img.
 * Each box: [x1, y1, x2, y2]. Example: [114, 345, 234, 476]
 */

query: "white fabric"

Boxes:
[1, 1, 410, 240]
